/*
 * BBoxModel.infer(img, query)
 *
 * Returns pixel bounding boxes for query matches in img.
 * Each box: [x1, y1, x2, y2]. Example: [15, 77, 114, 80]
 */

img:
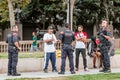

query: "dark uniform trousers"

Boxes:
[100, 44, 110, 70]
[60, 44, 74, 72]
[8, 47, 18, 74]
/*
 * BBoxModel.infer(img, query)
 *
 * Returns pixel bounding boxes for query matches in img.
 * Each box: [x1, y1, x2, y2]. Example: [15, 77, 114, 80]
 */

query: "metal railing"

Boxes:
[0, 39, 120, 53]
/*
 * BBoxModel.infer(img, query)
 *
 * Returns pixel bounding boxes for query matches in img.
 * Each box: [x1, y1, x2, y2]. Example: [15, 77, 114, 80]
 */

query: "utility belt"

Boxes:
[62, 44, 74, 50]
[9, 45, 19, 51]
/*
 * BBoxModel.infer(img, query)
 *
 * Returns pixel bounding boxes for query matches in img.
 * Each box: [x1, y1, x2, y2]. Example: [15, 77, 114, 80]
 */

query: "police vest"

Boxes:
[6, 32, 14, 46]
[63, 30, 73, 44]
[98, 29, 109, 45]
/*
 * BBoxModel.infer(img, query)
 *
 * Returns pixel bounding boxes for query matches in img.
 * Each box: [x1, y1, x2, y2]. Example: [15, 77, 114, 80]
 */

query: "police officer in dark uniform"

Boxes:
[98, 20, 112, 73]
[58, 23, 75, 74]
[6, 25, 21, 76]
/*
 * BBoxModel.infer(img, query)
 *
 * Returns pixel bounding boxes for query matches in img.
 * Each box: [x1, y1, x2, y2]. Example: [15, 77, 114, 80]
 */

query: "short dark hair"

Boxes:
[65, 23, 70, 28]
[12, 25, 18, 29]
[78, 25, 83, 29]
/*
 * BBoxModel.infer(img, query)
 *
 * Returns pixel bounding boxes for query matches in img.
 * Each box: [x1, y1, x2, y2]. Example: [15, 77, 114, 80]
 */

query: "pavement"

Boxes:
[0, 68, 120, 80]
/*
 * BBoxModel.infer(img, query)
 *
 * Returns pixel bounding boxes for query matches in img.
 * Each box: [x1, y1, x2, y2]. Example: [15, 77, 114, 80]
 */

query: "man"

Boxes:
[58, 23, 75, 74]
[30, 32, 39, 52]
[98, 20, 112, 73]
[43, 26, 57, 73]
[74, 25, 88, 71]
[6, 25, 21, 76]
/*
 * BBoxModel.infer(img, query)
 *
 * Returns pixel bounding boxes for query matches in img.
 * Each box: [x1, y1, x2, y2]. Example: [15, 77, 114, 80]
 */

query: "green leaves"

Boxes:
[74, 0, 120, 27]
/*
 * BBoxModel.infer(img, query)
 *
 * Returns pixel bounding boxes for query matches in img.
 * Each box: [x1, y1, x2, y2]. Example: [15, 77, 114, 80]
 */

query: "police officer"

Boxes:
[58, 23, 75, 74]
[98, 20, 112, 73]
[6, 25, 21, 76]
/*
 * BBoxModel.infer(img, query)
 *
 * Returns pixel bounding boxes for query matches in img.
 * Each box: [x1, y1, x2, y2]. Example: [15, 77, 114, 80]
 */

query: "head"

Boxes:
[32, 32, 36, 36]
[12, 25, 18, 32]
[48, 26, 54, 34]
[77, 25, 83, 32]
[65, 23, 70, 29]
[101, 20, 108, 28]
[91, 36, 96, 42]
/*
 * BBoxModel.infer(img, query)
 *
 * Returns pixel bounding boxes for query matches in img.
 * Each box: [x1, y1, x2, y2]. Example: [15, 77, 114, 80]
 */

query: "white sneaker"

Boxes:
[84, 68, 89, 71]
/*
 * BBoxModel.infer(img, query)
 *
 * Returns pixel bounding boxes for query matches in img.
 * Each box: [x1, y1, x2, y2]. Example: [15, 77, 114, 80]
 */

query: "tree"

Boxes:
[21, 0, 66, 29]
[74, 0, 120, 33]
[0, 0, 30, 29]
[7, 0, 15, 30]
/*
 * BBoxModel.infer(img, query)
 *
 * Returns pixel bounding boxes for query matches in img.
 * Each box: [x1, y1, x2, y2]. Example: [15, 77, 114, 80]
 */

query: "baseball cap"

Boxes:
[48, 26, 53, 29]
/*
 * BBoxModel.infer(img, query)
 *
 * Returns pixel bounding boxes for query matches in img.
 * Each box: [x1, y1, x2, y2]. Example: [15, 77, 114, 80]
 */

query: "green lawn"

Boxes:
[0, 52, 44, 59]
[6, 73, 120, 80]
[0, 49, 120, 59]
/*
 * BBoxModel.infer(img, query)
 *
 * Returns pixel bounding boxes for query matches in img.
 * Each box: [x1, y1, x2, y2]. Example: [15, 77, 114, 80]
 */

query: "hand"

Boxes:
[51, 38, 55, 41]
[60, 31, 64, 34]
[18, 47, 21, 51]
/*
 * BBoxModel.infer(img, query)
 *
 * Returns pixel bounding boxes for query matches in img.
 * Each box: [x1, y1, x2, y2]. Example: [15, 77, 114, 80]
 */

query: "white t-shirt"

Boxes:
[43, 33, 57, 53]
[75, 32, 86, 49]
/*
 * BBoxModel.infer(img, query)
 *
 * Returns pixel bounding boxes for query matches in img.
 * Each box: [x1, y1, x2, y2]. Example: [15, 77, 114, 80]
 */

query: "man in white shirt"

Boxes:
[74, 25, 88, 71]
[43, 26, 57, 73]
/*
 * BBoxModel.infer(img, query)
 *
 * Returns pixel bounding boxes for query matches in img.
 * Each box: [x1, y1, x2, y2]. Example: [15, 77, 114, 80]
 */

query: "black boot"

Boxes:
[7, 72, 12, 76]
[12, 73, 21, 76]
[12, 67, 21, 76]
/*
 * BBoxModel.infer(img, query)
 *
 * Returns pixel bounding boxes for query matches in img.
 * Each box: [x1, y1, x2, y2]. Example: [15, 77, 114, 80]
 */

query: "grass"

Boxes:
[115, 49, 120, 54]
[0, 49, 120, 59]
[0, 52, 44, 59]
[6, 73, 120, 80]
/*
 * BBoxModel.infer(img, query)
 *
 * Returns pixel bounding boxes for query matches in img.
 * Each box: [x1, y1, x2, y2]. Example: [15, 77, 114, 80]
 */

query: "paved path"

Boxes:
[0, 68, 120, 80]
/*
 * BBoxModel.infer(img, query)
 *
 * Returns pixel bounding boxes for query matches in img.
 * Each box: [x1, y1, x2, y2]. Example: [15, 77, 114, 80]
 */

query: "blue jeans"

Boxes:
[30, 45, 39, 52]
[43, 52, 56, 70]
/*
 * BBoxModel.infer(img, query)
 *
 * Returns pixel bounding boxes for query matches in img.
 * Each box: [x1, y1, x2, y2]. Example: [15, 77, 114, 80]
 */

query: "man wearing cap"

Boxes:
[58, 23, 75, 74]
[43, 26, 57, 73]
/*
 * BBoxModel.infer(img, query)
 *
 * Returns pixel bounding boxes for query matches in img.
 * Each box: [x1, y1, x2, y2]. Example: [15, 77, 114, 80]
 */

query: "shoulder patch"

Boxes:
[7, 34, 12, 37]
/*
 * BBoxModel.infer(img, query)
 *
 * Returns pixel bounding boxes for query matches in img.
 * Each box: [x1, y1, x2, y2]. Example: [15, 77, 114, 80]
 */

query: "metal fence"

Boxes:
[0, 39, 120, 53]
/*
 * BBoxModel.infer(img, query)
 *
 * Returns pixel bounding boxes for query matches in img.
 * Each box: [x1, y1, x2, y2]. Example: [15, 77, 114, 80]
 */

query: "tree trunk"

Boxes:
[7, 0, 15, 30]
[102, 0, 109, 22]
[70, 0, 75, 30]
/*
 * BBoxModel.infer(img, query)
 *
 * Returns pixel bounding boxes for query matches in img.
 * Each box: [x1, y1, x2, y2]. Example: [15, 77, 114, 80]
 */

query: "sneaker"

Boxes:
[12, 73, 21, 76]
[84, 68, 89, 71]
[43, 69, 48, 73]
[75, 68, 78, 71]
[71, 71, 76, 74]
[99, 65, 102, 68]
[99, 69, 105, 72]
[93, 65, 97, 68]
[58, 71, 65, 74]
[52, 69, 58, 72]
